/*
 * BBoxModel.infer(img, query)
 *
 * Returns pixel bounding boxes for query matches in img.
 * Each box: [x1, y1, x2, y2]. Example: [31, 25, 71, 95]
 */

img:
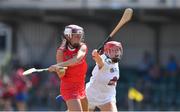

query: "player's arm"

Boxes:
[55, 49, 65, 78]
[49, 44, 87, 72]
[57, 44, 87, 67]
[92, 49, 104, 69]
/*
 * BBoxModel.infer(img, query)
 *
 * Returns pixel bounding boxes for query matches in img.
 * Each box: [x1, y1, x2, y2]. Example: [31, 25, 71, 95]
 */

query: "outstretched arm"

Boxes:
[92, 49, 104, 69]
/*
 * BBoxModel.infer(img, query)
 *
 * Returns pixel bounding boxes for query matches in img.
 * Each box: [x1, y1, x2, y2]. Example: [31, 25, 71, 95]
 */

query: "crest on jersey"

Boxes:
[110, 68, 118, 73]
[65, 55, 71, 60]
[110, 68, 115, 73]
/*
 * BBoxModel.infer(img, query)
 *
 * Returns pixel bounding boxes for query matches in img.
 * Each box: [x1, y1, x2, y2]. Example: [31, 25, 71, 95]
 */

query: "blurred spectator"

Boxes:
[139, 51, 154, 76]
[0, 70, 3, 95]
[166, 54, 179, 76]
[12, 68, 32, 111]
[49, 74, 59, 89]
[30, 74, 40, 87]
[1, 75, 15, 111]
[27, 73, 40, 108]
[47, 74, 60, 108]
[0, 71, 4, 109]
[144, 64, 162, 83]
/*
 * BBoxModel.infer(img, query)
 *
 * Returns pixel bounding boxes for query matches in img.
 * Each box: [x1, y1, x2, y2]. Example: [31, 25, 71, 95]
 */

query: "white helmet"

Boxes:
[64, 24, 84, 39]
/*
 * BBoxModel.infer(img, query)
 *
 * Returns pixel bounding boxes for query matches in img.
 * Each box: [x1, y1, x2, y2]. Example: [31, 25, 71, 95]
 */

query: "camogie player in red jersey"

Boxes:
[48, 25, 88, 111]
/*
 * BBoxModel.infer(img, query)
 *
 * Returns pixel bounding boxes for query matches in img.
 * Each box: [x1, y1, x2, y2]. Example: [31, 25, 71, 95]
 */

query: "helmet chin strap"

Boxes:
[105, 54, 120, 63]
[67, 43, 74, 49]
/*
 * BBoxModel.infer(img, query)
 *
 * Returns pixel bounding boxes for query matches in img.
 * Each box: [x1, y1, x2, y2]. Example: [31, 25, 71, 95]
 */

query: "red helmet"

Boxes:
[64, 24, 84, 39]
[104, 41, 123, 62]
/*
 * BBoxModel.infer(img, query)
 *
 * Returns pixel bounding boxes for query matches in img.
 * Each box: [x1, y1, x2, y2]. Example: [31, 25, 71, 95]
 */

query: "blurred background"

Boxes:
[0, 0, 180, 111]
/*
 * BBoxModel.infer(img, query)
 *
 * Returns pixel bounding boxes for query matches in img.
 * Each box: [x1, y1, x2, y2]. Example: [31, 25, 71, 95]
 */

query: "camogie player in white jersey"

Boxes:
[86, 41, 123, 111]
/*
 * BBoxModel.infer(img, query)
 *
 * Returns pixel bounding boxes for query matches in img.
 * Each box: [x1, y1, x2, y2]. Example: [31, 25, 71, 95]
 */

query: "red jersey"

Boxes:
[59, 44, 88, 83]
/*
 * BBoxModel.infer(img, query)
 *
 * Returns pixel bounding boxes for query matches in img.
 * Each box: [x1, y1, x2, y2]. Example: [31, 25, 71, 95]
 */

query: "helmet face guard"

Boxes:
[64, 27, 84, 39]
[104, 41, 123, 63]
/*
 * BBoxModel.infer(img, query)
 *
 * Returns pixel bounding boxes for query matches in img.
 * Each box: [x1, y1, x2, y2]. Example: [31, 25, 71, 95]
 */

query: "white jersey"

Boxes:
[86, 54, 120, 106]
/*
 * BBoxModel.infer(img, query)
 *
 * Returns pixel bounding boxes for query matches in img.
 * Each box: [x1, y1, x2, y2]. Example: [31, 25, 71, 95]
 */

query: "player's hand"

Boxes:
[48, 64, 59, 72]
[55, 68, 66, 78]
[92, 49, 104, 69]
[92, 49, 99, 58]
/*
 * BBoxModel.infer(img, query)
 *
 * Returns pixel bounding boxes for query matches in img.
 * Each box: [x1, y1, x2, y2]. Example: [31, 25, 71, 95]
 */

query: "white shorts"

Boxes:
[86, 83, 116, 107]
[88, 103, 97, 110]
[88, 100, 117, 110]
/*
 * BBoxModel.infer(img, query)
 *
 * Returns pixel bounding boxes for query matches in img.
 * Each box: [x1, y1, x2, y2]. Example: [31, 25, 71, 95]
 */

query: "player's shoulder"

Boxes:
[80, 42, 88, 51]
[101, 54, 112, 65]
[57, 47, 65, 52]
[102, 54, 119, 66]
[100, 54, 106, 58]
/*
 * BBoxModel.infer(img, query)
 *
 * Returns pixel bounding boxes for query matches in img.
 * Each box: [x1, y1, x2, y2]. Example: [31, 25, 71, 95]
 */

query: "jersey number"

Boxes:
[108, 76, 118, 86]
